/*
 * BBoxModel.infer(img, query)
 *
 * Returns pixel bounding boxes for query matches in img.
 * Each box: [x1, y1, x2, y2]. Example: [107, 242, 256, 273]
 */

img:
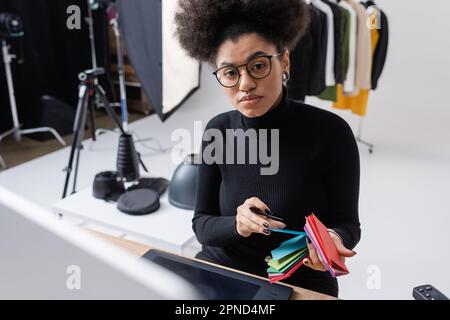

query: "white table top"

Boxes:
[52, 186, 196, 254]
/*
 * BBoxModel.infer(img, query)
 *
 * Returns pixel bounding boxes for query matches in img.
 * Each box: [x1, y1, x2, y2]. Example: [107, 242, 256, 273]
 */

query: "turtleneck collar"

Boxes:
[240, 86, 290, 129]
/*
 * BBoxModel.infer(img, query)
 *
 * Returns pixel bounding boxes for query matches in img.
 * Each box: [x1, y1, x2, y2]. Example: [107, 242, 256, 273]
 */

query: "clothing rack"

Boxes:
[289, 0, 387, 154]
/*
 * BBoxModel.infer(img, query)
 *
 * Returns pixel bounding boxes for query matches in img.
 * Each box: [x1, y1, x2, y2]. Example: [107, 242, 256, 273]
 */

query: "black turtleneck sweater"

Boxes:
[192, 89, 361, 297]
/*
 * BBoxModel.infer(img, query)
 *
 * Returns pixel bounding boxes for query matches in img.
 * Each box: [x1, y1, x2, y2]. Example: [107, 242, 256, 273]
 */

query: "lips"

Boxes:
[239, 95, 262, 103]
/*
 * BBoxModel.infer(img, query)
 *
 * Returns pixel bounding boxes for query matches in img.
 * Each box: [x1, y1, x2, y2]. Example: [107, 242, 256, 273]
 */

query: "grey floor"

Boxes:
[1, 0, 449, 299]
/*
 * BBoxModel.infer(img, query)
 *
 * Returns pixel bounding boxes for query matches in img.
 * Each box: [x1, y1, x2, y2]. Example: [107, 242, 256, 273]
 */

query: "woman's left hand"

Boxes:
[302, 231, 356, 272]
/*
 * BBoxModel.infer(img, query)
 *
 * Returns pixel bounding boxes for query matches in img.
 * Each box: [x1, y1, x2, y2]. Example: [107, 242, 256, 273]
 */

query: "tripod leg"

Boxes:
[94, 85, 125, 134]
[71, 140, 83, 195]
[72, 91, 89, 194]
[63, 128, 80, 198]
[63, 85, 89, 198]
[89, 99, 97, 141]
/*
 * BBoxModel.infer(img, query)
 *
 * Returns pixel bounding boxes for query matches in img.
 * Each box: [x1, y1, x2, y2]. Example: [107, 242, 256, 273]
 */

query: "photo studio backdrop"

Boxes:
[0, 0, 200, 138]
[0, 0, 95, 137]
[117, 0, 200, 121]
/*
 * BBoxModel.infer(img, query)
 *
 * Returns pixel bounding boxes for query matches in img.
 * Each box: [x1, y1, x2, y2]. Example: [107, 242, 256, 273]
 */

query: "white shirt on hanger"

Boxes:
[339, 0, 357, 94]
[312, 0, 335, 87]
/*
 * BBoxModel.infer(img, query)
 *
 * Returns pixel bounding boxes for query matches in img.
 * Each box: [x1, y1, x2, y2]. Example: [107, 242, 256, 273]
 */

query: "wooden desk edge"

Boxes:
[88, 229, 338, 301]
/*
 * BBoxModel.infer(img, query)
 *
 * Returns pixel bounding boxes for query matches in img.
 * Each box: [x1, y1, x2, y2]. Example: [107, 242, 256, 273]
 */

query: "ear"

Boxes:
[282, 49, 290, 73]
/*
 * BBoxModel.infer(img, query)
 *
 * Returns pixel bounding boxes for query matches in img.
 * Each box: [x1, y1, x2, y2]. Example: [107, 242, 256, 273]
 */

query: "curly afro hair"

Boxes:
[174, 0, 310, 63]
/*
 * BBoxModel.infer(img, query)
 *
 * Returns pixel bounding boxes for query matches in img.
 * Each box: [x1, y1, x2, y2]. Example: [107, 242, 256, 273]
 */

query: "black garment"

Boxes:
[193, 88, 361, 297]
[322, 0, 345, 84]
[306, 5, 328, 96]
[287, 7, 313, 102]
[288, 5, 328, 101]
[363, 1, 389, 89]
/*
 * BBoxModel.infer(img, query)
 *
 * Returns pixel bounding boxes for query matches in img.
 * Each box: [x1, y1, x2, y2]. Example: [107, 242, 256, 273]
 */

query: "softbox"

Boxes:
[117, 0, 201, 121]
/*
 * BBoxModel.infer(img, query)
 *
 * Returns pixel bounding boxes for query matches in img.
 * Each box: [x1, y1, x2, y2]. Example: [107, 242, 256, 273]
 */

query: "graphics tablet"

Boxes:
[142, 249, 293, 300]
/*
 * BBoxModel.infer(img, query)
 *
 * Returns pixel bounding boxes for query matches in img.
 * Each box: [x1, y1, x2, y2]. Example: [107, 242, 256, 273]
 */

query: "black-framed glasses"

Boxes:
[213, 53, 282, 88]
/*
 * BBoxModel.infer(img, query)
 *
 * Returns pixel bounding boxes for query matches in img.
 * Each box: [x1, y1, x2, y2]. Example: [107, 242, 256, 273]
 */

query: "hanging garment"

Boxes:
[311, 0, 335, 86]
[363, 1, 389, 89]
[318, 0, 346, 102]
[338, 0, 357, 94]
[288, 5, 328, 101]
[307, 5, 329, 95]
[339, 6, 351, 83]
[332, 27, 379, 116]
[288, 5, 314, 101]
[348, 0, 373, 95]
[322, 0, 344, 84]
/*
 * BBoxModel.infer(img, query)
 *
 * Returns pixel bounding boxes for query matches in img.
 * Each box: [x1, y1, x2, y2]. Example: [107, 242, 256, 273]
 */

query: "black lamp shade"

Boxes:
[116, 133, 140, 181]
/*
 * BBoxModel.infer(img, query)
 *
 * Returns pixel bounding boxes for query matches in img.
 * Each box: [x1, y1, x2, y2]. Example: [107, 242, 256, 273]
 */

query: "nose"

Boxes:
[238, 68, 256, 92]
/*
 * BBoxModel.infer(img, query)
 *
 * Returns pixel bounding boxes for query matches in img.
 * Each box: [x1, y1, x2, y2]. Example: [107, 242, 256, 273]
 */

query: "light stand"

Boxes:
[85, 0, 101, 140]
[96, 0, 167, 155]
[86, 0, 130, 140]
[108, 1, 128, 132]
[0, 38, 66, 169]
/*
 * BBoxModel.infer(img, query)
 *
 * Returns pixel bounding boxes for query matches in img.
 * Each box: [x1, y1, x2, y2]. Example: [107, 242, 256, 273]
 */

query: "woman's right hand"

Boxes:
[236, 197, 287, 237]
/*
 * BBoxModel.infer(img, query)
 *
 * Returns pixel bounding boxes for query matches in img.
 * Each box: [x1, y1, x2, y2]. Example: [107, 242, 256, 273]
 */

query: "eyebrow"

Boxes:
[219, 50, 268, 67]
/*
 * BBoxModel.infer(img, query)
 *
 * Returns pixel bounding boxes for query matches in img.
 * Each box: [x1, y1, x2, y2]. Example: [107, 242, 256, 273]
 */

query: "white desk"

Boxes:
[52, 186, 199, 255]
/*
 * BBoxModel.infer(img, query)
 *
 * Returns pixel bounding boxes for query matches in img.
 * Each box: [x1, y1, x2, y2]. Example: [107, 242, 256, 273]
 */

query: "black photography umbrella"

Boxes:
[117, 0, 201, 121]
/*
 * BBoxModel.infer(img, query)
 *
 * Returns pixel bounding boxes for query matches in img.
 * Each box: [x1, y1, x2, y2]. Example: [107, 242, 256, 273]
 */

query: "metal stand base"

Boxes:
[0, 39, 66, 169]
[133, 136, 169, 154]
[356, 116, 374, 154]
[0, 155, 5, 169]
[93, 128, 169, 155]
[0, 126, 66, 147]
[356, 136, 374, 154]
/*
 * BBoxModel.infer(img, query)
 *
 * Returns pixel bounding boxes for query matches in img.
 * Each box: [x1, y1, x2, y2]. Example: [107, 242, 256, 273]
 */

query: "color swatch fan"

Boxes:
[266, 214, 350, 283]
[266, 230, 309, 283]
[304, 213, 349, 277]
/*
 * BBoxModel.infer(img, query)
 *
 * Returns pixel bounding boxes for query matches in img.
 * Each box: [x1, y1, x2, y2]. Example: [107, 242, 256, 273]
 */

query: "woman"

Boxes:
[175, 0, 360, 297]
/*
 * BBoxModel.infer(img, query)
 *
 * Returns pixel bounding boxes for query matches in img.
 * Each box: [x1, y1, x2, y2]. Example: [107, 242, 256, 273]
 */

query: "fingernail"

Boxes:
[352, 250, 357, 255]
[303, 258, 309, 264]
[263, 228, 271, 235]
[263, 222, 269, 229]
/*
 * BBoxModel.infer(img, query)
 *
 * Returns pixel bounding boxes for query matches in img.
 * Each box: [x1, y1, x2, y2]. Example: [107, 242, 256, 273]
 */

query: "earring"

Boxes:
[282, 71, 290, 82]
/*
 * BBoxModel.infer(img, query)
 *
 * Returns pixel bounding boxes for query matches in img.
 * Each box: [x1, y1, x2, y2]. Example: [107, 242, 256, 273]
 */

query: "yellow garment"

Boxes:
[332, 26, 380, 116]
[371, 27, 380, 56]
